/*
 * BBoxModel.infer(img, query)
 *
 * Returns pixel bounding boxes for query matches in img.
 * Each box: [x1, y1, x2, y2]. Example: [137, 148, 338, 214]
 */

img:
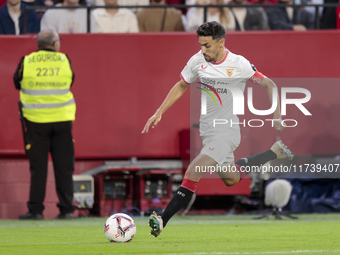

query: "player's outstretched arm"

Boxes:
[141, 80, 190, 133]
[258, 77, 284, 132]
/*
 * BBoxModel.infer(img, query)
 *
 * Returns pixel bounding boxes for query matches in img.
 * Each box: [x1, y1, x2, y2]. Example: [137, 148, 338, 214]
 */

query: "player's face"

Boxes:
[198, 36, 224, 63]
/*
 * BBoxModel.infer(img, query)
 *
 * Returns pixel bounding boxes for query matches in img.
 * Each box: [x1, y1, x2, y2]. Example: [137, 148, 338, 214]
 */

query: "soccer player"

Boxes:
[142, 21, 293, 237]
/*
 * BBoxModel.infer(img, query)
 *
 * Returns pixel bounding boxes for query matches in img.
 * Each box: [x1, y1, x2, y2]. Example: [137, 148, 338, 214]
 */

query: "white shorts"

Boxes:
[200, 133, 241, 166]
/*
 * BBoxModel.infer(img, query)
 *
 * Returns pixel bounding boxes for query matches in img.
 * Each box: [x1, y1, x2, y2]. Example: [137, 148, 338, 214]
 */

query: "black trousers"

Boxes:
[25, 120, 75, 214]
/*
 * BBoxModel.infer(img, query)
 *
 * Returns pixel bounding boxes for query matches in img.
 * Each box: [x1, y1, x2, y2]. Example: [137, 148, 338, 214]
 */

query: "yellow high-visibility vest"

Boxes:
[20, 50, 76, 123]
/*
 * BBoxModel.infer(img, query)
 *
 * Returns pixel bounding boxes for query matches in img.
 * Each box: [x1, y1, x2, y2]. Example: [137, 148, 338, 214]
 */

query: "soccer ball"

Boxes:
[104, 213, 136, 243]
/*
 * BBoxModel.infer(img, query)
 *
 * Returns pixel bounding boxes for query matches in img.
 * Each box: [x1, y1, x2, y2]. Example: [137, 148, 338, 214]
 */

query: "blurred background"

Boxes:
[0, 0, 340, 219]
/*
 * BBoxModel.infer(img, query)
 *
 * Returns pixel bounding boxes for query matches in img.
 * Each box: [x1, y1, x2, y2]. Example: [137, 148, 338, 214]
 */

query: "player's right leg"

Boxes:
[149, 153, 216, 237]
[270, 140, 294, 160]
[235, 140, 293, 179]
[214, 140, 293, 190]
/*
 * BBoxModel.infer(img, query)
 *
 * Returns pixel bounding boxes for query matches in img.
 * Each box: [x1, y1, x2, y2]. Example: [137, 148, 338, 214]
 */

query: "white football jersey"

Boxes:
[180, 49, 264, 136]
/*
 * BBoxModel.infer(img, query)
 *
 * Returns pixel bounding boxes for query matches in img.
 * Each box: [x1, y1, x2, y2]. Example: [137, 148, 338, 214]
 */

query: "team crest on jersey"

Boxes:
[226, 68, 234, 78]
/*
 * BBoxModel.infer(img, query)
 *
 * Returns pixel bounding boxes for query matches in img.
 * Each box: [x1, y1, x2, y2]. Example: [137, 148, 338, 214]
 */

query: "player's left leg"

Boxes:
[219, 140, 294, 187]
[235, 140, 293, 177]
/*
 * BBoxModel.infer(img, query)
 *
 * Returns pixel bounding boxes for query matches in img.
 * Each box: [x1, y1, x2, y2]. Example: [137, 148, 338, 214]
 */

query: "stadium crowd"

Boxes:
[0, 0, 338, 34]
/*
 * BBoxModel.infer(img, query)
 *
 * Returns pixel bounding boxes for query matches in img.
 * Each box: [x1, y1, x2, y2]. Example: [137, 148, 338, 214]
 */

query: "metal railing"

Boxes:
[23, 3, 340, 33]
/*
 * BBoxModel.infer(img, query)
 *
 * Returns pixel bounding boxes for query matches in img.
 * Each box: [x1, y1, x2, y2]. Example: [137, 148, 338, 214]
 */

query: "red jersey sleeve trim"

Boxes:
[180, 74, 190, 84]
[250, 70, 265, 85]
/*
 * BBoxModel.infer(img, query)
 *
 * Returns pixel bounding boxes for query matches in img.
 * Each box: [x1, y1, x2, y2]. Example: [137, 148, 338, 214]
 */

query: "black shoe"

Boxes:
[54, 213, 74, 219]
[18, 212, 44, 220]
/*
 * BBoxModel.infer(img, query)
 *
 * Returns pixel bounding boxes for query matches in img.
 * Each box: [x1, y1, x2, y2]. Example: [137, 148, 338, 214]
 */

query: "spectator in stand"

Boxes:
[230, 0, 269, 31]
[186, 0, 235, 32]
[118, 0, 149, 13]
[0, 0, 40, 34]
[166, 0, 184, 4]
[22, 0, 56, 6]
[137, 0, 184, 32]
[165, 0, 187, 29]
[294, 0, 323, 18]
[266, 0, 314, 30]
[87, 0, 147, 14]
[41, 0, 87, 33]
[166, 0, 187, 14]
[320, 0, 337, 29]
[86, 0, 104, 6]
[247, 0, 277, 3]
[91, 0, 139, 33]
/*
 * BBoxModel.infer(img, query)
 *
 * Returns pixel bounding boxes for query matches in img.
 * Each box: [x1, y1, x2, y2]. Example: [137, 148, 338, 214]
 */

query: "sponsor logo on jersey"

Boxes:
[201, 64, 208, 70]
[196, 82, 223, 107]
[226, 68, 234, 78]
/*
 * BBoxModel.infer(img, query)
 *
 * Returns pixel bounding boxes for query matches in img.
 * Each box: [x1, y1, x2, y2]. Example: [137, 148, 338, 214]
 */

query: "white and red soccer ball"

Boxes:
[104, 213, 136, 243]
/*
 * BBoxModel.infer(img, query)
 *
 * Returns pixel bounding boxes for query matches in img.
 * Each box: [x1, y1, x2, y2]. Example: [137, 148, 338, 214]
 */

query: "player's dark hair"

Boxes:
[196, 21, 226, 41]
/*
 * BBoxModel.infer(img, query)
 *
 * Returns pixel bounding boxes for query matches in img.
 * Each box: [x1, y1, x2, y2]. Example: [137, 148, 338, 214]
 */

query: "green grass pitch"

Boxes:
[0, 214, 340, 255]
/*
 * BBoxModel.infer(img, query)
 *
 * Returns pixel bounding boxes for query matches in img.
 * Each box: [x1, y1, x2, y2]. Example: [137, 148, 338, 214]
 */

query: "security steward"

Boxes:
[14, 29, 76, 220]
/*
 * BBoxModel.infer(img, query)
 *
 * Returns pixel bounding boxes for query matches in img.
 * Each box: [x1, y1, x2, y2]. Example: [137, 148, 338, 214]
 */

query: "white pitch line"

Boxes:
[159, 250, 340, 255]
